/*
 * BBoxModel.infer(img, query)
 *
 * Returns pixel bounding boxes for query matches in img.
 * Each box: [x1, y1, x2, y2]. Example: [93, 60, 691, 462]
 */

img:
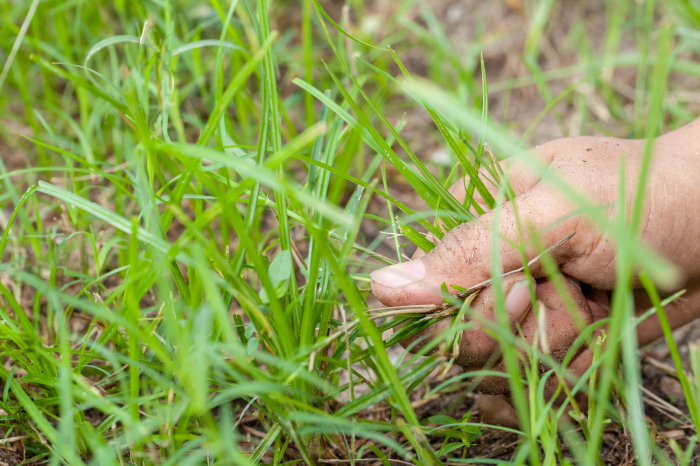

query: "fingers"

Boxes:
[371, 186, 579, 307]
[469, 278, 593, 395]
[394, 273, 534, 366]
[472, 278, 700, 403]
[455, 274, 534, 367]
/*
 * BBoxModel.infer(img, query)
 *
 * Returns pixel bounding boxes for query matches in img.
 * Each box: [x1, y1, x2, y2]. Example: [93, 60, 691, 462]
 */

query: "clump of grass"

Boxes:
[0, 0, 699, 465]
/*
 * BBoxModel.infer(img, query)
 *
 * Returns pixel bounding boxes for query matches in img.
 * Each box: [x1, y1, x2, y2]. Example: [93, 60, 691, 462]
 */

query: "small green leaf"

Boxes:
[260, 250, 292, 303]
[244, 324, 256, 339]
[246, 337, 259, 356]
[437, 442, 464, 457]
[268, 250, 292, 288]
[427, 415, 456, 425]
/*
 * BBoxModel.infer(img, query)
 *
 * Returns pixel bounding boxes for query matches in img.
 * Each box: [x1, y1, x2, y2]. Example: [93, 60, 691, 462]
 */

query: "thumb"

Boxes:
[370, 187, 578, 307]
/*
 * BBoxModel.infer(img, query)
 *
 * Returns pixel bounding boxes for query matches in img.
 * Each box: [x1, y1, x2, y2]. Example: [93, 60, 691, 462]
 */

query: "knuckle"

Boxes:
[430, 221, 489, 273]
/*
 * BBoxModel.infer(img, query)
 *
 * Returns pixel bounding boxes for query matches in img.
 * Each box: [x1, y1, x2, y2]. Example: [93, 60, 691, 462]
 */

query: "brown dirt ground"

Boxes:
[0, 428, 32, 466]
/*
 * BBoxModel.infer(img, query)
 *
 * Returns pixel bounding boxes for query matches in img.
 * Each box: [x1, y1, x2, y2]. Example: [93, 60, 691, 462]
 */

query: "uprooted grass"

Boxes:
[1, 0, 700, 464]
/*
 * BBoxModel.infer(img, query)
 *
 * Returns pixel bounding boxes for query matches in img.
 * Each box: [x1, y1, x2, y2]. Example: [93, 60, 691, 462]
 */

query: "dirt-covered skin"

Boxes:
[371, 117, 700, 397]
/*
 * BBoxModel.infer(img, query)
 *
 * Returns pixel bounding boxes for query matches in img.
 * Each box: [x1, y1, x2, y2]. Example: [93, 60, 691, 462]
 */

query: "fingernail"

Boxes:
[370, 259, 425, 287]
[504, 280, 532, 321]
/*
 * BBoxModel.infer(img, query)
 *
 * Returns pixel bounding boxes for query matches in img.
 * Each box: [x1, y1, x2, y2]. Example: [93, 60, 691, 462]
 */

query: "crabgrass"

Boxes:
[0, 0, 700, 464]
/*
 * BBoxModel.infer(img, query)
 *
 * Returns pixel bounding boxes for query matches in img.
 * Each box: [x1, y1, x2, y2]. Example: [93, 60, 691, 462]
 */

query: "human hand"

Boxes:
[371, 120, 700, 395]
